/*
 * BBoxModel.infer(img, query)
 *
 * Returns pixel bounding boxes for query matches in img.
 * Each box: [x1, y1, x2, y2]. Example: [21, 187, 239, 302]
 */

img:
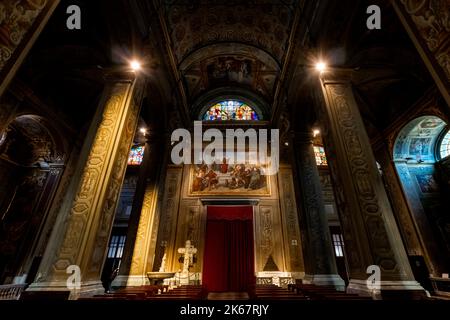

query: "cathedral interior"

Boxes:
[0, 0, 450, 303]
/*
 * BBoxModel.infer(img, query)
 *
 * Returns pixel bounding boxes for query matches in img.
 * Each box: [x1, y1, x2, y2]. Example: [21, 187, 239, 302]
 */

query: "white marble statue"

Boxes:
[178, 240, 197, 273]
[159, 253, 167, 272]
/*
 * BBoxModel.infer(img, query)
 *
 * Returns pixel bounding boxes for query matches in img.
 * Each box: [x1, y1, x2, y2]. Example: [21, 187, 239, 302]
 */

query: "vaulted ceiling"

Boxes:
[164, 1, 297, 109]
[9, 0, 442, 138]
[136, 0, 304, 122]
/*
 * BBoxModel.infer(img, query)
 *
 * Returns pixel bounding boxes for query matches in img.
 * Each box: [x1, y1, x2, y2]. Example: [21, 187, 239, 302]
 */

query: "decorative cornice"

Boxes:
[200, 198, 260, 206]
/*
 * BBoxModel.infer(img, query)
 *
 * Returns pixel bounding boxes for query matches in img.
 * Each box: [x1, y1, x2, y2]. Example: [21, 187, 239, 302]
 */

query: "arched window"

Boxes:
[440, 130, 450, 159]
[203, 100, 260, 121]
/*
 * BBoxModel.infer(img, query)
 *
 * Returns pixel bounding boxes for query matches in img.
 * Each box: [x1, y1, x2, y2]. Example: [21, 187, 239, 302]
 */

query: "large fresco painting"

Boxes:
[189, 159, 270, 196]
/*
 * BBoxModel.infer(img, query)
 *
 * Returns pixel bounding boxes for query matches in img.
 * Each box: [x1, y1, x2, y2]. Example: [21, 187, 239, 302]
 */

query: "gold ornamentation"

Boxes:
[399, 0, 450, 81]
[0, 0, 50, 69]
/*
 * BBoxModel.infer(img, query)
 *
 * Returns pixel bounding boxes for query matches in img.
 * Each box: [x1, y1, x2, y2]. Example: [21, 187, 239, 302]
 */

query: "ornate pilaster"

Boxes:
[152, 166, 183, 273]
[374, 143, 424, 257]
[292, 132, 344, 290]
[27, 71, 145, 298]
[0, 0, 60, 97]
[113, 131, 164, 287]
[316, 69, 425, 299]
[392, 0, 450, 106]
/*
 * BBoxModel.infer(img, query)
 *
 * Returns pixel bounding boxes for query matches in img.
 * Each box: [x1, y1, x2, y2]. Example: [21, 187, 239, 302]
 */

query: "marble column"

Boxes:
[0, 0, 60, 97]
[293, 132, 345, 290]
[392, 0, 450, 106]
[316, 69, 425, 299]
[27, 70, 145, 299]
[112, 131, 164, 287]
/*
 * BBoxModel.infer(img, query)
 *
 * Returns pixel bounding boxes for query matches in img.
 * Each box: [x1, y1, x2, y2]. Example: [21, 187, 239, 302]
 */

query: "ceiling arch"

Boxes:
[0, 114, 66, 166]
[180, 43, 280, 106]
[393, 116, 447, 162]
[166, 1, 297, 64]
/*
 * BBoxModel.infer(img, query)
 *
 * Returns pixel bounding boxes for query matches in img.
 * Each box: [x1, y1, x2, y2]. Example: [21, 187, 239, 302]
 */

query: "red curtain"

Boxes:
[202, 206, 255, 292]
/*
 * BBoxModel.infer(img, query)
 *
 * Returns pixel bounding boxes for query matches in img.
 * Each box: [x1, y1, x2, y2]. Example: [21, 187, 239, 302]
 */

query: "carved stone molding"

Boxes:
[259, 206, 274, 270]
[173, 201, 202, 273]
[278, 167, 304, 272]
[28, 73, 144, 292]
[318, 75, 416, 282]
[254, 202, 286, 273]
[0, 0, 60, 97]
[153, 166, 183, 272]
[128, 183, 158, 276]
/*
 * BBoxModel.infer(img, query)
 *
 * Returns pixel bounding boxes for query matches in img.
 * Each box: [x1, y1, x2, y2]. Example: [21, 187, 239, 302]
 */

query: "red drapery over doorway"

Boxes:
[202, 206, 255, 292]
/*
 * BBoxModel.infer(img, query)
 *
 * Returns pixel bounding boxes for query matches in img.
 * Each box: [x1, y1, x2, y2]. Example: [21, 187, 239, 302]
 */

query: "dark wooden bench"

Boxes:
[20, 291, 70, 300]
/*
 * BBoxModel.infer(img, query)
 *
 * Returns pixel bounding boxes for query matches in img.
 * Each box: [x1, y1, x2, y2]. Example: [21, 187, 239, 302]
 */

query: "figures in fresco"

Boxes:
[205, 169, 219, 190]
[220, 157, 228, 174]
[192, 161, 264, 192]
[249, 167, 262, 189]
[192, 166, 206, 192]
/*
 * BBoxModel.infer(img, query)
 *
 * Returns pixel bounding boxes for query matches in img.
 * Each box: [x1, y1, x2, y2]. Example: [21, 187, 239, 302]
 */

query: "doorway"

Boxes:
[202, 206, 255, 292]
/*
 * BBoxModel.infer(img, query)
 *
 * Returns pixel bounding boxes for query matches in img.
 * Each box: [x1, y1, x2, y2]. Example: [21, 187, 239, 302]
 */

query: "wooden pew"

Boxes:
[20, 291, 70, 300]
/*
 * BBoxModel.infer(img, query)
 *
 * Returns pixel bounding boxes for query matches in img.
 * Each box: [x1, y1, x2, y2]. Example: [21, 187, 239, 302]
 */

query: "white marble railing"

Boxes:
[0, 284, 27, 300]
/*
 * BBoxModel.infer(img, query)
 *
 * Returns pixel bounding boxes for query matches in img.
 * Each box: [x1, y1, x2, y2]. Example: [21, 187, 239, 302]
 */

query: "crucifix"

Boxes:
[178, 240, 197, 273]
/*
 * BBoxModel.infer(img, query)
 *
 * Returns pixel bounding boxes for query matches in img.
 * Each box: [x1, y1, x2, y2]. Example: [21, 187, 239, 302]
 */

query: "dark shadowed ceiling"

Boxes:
[9, 0, 441, 139]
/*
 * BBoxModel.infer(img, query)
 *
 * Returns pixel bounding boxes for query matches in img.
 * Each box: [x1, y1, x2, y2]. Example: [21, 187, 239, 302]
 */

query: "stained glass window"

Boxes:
[203, 100, 259, 121]
[440, 130, 450, 159]
[128, 145, 145, 165]
[314, 145, 327, 166]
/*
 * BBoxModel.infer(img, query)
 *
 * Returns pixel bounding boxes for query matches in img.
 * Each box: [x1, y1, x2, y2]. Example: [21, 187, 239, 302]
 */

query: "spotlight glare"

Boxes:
[313, 129, 320, 137]
[130, 60, 142, 71]
[139, 127, 147, 134]
[315, 61, 327, 73]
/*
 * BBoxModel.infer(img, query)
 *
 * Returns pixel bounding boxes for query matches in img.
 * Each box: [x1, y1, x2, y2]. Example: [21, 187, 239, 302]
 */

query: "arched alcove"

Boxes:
[393, 116, 447, 163]
[393, 115, 450, 276]
[0, 114, 66, 284]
